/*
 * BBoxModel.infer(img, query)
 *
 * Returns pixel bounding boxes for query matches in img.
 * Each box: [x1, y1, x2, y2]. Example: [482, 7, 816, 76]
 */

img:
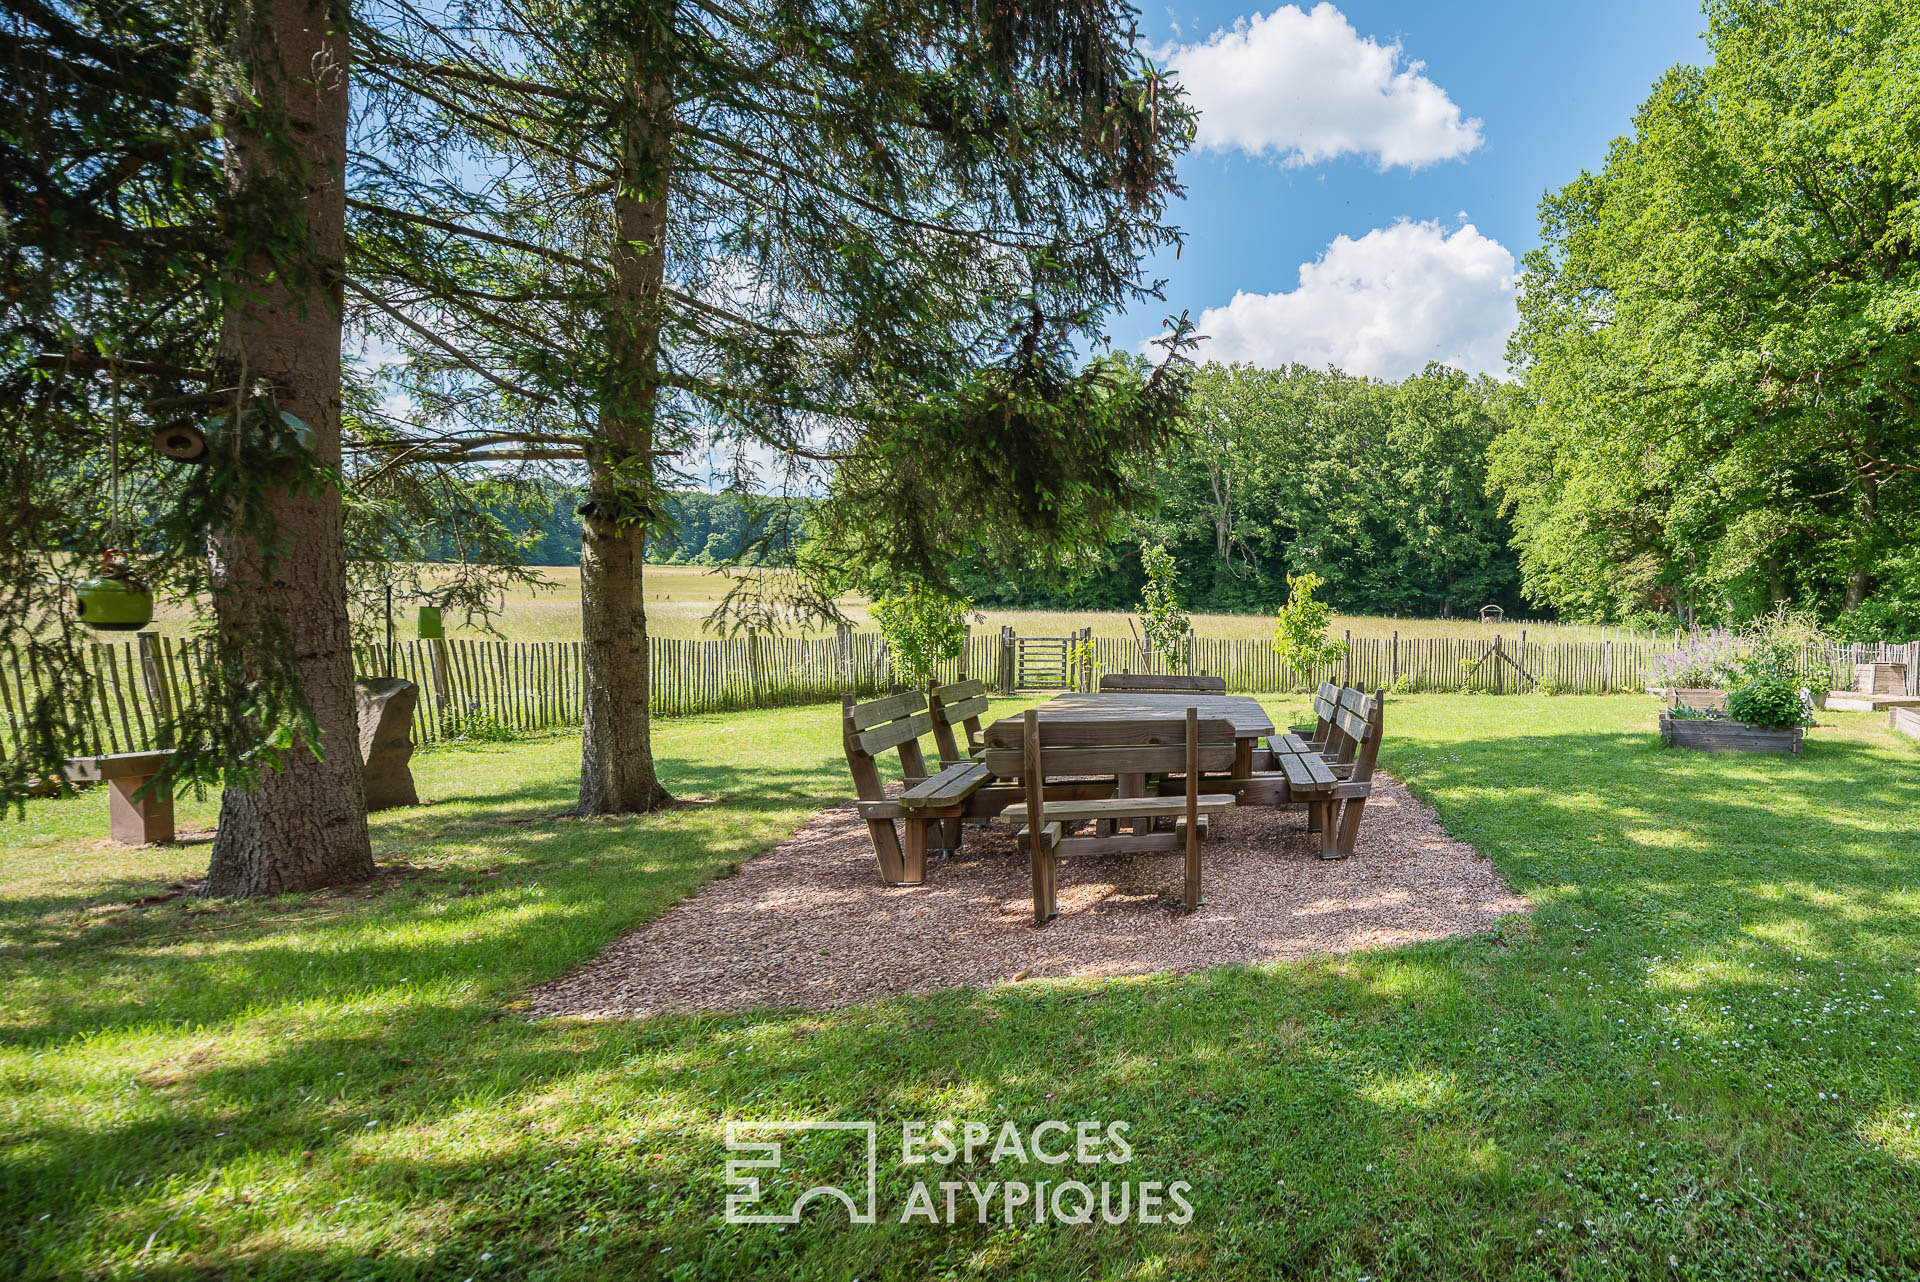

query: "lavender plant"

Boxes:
[1648, 629, 1742, 691]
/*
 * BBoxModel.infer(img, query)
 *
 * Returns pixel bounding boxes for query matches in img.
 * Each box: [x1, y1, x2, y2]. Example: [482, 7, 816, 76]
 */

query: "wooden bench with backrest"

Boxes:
[841, 690, 993, 885]
[927, 678, 990, 765]
[1290, 681, 1342, 750]
[1268, 686, 1384, 859]
[924, 677, 994, 849]
[1098, 673, 1228, 694]
[990, 709, 1237, 924]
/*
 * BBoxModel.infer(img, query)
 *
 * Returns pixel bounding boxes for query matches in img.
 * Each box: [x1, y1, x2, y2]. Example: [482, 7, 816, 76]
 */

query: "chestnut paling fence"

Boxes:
[5, 630, 1916, 763]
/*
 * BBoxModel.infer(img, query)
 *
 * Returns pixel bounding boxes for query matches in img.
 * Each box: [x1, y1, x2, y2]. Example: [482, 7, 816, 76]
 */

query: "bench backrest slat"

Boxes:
[849, 689, 927, 730]
[842, 692, 933, 801]
[985, 716, 1233, 750]
[1024, 709, 1211, 826]
[1099, 673, 1227, 693]
[858, 710, 936, 756]
[1350, 690, 1385, 784]
[928, 680, 989, 767]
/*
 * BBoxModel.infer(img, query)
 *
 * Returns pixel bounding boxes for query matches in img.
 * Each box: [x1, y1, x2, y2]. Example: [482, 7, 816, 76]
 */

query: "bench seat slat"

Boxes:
[898, 760, 991, 808]
[1002, 793, 1236, 825]
[1273, 749, 1336, 789]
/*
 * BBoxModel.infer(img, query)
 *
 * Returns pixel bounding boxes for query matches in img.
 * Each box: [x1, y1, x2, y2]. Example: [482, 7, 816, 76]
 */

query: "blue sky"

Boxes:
[1125, 0, 1708, 378]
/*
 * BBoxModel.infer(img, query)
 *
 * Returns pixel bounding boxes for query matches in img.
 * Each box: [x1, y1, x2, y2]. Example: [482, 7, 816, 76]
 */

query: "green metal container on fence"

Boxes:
[417, 605, 444, 639]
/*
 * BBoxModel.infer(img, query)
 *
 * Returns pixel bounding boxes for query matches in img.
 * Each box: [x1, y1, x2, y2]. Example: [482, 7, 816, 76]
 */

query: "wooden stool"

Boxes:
[63, 750, 176, 845]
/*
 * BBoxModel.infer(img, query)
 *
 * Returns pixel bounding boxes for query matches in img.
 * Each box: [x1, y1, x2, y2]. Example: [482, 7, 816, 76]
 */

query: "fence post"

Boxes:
[427, 636, 451, 724]
[1079, 626, 1093, 692]
[136, 632, 173, 747]
[1602, 641, 1612, 694]
[1389, 630, 1399, 687]
[1341, 630, 1353, 687]
[998, 626, 1015, 694]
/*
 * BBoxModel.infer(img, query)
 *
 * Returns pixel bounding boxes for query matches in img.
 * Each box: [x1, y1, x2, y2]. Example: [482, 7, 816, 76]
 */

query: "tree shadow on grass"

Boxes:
[9, 712, 1920, 1277]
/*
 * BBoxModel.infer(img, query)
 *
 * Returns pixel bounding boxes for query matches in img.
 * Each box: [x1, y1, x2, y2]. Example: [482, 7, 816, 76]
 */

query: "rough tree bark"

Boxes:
[204, 0, 374, 895]
[577, 18, 674, 816]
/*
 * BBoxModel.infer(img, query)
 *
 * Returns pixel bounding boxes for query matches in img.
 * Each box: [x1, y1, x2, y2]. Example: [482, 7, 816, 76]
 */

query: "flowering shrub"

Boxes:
[1647, 629, 1741, 690]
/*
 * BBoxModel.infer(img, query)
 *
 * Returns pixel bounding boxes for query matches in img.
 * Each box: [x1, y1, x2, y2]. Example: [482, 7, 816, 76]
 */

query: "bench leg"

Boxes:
[1333, 797, 1367, 858]
[108, 774, 173, 845]
[940, 817, 962, 855]
[902, 819, 929, 885]
[1183, 824, 1201, 912]
[1318, 801, 1344, 859]
[867, 819, 911, 884]
[1306, 800, 1324, 834]
[1119, 772, 1149, 835]
[1030, 846, 1056, 925]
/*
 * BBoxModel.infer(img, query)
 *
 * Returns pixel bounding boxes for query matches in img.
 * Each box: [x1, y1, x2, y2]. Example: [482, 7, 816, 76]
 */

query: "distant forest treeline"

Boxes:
[476, 488, 809, 568]
[458, 364, 1530, 617]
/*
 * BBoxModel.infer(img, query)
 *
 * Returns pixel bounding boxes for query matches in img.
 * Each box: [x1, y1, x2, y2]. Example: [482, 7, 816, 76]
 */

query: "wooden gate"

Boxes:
[998, 627, 1089, 692]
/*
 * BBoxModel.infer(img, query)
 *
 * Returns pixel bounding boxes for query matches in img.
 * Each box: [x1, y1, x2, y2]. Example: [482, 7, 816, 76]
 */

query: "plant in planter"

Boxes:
[1660, 642, 1811, 755]
[1647, 628, 1740, 707]
[1725, 643, 1815, 732]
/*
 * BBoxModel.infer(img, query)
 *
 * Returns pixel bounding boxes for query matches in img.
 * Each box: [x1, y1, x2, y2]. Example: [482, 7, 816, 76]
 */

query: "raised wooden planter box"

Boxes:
[1658, 712, 1802, 755]
[1649, 687, 1729, 711]
[1892, 705, 1920, 743]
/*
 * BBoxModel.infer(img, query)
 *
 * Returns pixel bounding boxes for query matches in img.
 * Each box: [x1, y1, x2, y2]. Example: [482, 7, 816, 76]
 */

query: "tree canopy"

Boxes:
[1494, 0, 1920, 634]
[953, 362, 1525, 618]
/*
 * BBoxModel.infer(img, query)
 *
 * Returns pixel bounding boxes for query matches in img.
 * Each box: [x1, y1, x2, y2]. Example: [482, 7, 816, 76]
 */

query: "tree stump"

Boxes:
[356, 677, 420, 811]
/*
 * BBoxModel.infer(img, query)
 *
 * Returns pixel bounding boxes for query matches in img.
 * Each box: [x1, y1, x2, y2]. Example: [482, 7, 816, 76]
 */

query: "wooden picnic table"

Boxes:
[985, 692, 1274, 833]
[1014, 692, 1274, 775]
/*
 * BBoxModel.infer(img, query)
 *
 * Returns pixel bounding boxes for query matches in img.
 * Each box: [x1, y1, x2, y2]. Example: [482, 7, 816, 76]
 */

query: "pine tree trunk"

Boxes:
[576, 19, 674, 816]
[204, 0, 373, 896]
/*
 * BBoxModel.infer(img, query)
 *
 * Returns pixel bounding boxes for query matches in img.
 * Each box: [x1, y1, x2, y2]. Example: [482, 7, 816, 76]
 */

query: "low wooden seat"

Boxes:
[842, 691, 991, 885]
[63, 749, 175, 845]
[990, 708, 1235, 924]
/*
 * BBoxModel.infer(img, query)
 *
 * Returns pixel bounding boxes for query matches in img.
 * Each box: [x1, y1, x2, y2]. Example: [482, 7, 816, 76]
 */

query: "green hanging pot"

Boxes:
[193, 409, 318, 460]
[417, 605, 444, 639]
[75, 562, 153, 632]
[272, 410, 317, 456]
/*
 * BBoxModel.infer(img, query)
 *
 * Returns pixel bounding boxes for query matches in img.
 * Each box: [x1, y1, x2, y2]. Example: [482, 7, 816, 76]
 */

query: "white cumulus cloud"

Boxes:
[1167, 4, 1483, 169]
[1183, 219, 1518, 380]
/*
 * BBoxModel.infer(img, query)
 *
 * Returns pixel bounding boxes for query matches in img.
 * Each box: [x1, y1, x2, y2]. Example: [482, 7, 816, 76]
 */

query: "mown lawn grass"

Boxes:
[1, 696, 1917, 1279]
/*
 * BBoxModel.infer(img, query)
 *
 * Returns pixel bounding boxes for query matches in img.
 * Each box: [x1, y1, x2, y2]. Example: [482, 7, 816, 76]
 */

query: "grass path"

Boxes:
[1, 697, 1917, 1278]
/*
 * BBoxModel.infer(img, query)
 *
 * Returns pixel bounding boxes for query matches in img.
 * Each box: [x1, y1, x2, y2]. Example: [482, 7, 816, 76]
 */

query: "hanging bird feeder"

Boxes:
[75, 550, 153, 632]
[152, 421, 209, 463]
[417, 605, 444, 639]
[77, 364, 153, 631]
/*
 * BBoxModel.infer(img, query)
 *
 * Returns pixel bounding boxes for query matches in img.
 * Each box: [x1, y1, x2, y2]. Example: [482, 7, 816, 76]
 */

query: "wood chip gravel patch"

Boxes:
[530, 772, 1528, 1019]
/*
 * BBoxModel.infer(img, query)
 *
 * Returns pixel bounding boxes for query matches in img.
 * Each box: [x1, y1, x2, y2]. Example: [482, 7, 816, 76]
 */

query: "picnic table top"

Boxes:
[1010, 691, 1275, 740]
